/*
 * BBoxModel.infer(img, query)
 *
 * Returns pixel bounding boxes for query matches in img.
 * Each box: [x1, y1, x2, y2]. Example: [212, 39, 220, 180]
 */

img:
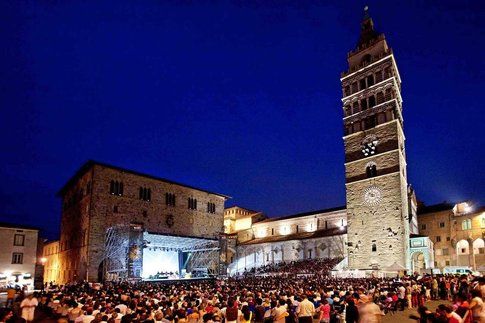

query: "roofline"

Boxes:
[0, 222, 40, 231]
[144, 231, 218, 241]
[241, 227, 347, 245]
[224, 205, 260, 214]
[260, 206, 346, 223]
[57, 160, 231, 199]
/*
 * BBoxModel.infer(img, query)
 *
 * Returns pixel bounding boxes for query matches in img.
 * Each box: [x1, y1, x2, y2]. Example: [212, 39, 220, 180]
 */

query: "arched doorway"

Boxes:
[412, 252, 426, 273]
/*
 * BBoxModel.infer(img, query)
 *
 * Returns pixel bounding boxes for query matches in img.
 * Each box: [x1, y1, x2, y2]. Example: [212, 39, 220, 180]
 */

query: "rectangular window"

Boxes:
[462, 219, 472, 230]
[359, 78, 366, 90]
[445, 260, 450, 266]
[442, 248, 449, 256]
[12, 252, 23, 264]
[188, 198, 197, 210]
[110, 180, 124, 196]
[139, 187, 151, 201]
[439, 222, 445, 228]
[14, 234, 25, 246]
[436, 236, 441, 242]
[207, 202, 216, 214]
[165, 193, 176, 206]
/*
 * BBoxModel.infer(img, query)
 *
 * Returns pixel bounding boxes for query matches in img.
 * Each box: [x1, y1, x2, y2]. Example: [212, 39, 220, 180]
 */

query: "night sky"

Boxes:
[1, 1, 483, 240]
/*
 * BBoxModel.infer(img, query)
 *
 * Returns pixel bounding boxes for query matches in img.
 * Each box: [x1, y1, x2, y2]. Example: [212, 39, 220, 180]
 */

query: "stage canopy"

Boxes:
[142, 232, 221, 279]
[143, 232, 219, 252]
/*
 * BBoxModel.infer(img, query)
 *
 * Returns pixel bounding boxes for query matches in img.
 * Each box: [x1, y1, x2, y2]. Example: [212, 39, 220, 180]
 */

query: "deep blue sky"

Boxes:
[1, 1, 483, 240]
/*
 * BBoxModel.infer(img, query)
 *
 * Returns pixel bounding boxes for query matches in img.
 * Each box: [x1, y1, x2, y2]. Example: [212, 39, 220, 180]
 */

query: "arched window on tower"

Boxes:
[360, 98, 368, 111]
[376, 92, 384, 104]
[353, 102, 360, 113]
[366, 164, 377, 178]
[372, 244, 377, 252]
[344, 85, 350, 96]
[368, 95, 376, 108]
[375, 70, 383, 83]
[385, 88, 393, 101]
[367, 75, 374, 87]
[344, 105, 352, 117]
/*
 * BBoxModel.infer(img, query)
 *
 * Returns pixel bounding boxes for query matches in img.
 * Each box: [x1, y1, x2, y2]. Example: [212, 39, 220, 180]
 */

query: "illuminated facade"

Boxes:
[0, 223, 39, 289]
[418, 202, 485, 271]
[42, 240, 60, 283]
[225, 207, 348, 274]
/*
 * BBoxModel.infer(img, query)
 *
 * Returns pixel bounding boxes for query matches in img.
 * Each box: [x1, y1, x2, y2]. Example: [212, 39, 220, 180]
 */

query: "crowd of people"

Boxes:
[248, 259, 342, 276]
[0, 259, 484, 323]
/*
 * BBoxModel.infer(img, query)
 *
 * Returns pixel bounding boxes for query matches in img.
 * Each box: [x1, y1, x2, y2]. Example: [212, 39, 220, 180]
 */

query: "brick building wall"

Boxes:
[57, 161, 228, 283]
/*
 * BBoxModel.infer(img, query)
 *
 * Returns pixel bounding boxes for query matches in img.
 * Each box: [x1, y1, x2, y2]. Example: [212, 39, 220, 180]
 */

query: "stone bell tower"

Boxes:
[341, 8, 410, 270]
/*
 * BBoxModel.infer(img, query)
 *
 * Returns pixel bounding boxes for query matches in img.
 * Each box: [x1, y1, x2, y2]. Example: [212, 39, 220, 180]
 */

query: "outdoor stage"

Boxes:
[140, 232, 220, 281]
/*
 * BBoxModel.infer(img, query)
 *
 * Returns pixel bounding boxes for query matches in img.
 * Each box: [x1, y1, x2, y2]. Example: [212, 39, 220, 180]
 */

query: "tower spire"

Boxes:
[363, 5, 370, 20]
[356, 5, 380, 50]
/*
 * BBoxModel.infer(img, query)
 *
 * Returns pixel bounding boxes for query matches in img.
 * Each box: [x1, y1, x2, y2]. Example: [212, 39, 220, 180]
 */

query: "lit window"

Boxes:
[462, 219, 472, 230]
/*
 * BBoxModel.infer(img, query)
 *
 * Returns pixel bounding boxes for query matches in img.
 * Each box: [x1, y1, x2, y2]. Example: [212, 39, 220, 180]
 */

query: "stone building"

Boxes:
[340, 8, 410, 271]
[0, 222, 39, 289]
[418, 202, 485, 271]
[56, 160, 228, 283]
[226, 207, 348, 274]
[42, 240, 60, 283]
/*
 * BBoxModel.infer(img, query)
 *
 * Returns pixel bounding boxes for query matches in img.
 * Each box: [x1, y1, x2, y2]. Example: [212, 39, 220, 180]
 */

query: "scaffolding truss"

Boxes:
[103, 224, 131, 279]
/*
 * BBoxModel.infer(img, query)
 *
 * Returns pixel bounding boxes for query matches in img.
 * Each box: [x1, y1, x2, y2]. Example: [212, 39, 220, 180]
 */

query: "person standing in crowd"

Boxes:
[345, 298, 359, 323]
[20, 293, 38, 323]
[6, 287, 16, 308]
[0, 308, 13, 323]
[358, 295, 382, 323]
[297, 294, 314, 323]
[318, 298, 330, 323]
[469, 289, 485, 323]
[273, 299, 288, 323]
[221, 299, 241, 323]
[254, 298, 266, 323]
